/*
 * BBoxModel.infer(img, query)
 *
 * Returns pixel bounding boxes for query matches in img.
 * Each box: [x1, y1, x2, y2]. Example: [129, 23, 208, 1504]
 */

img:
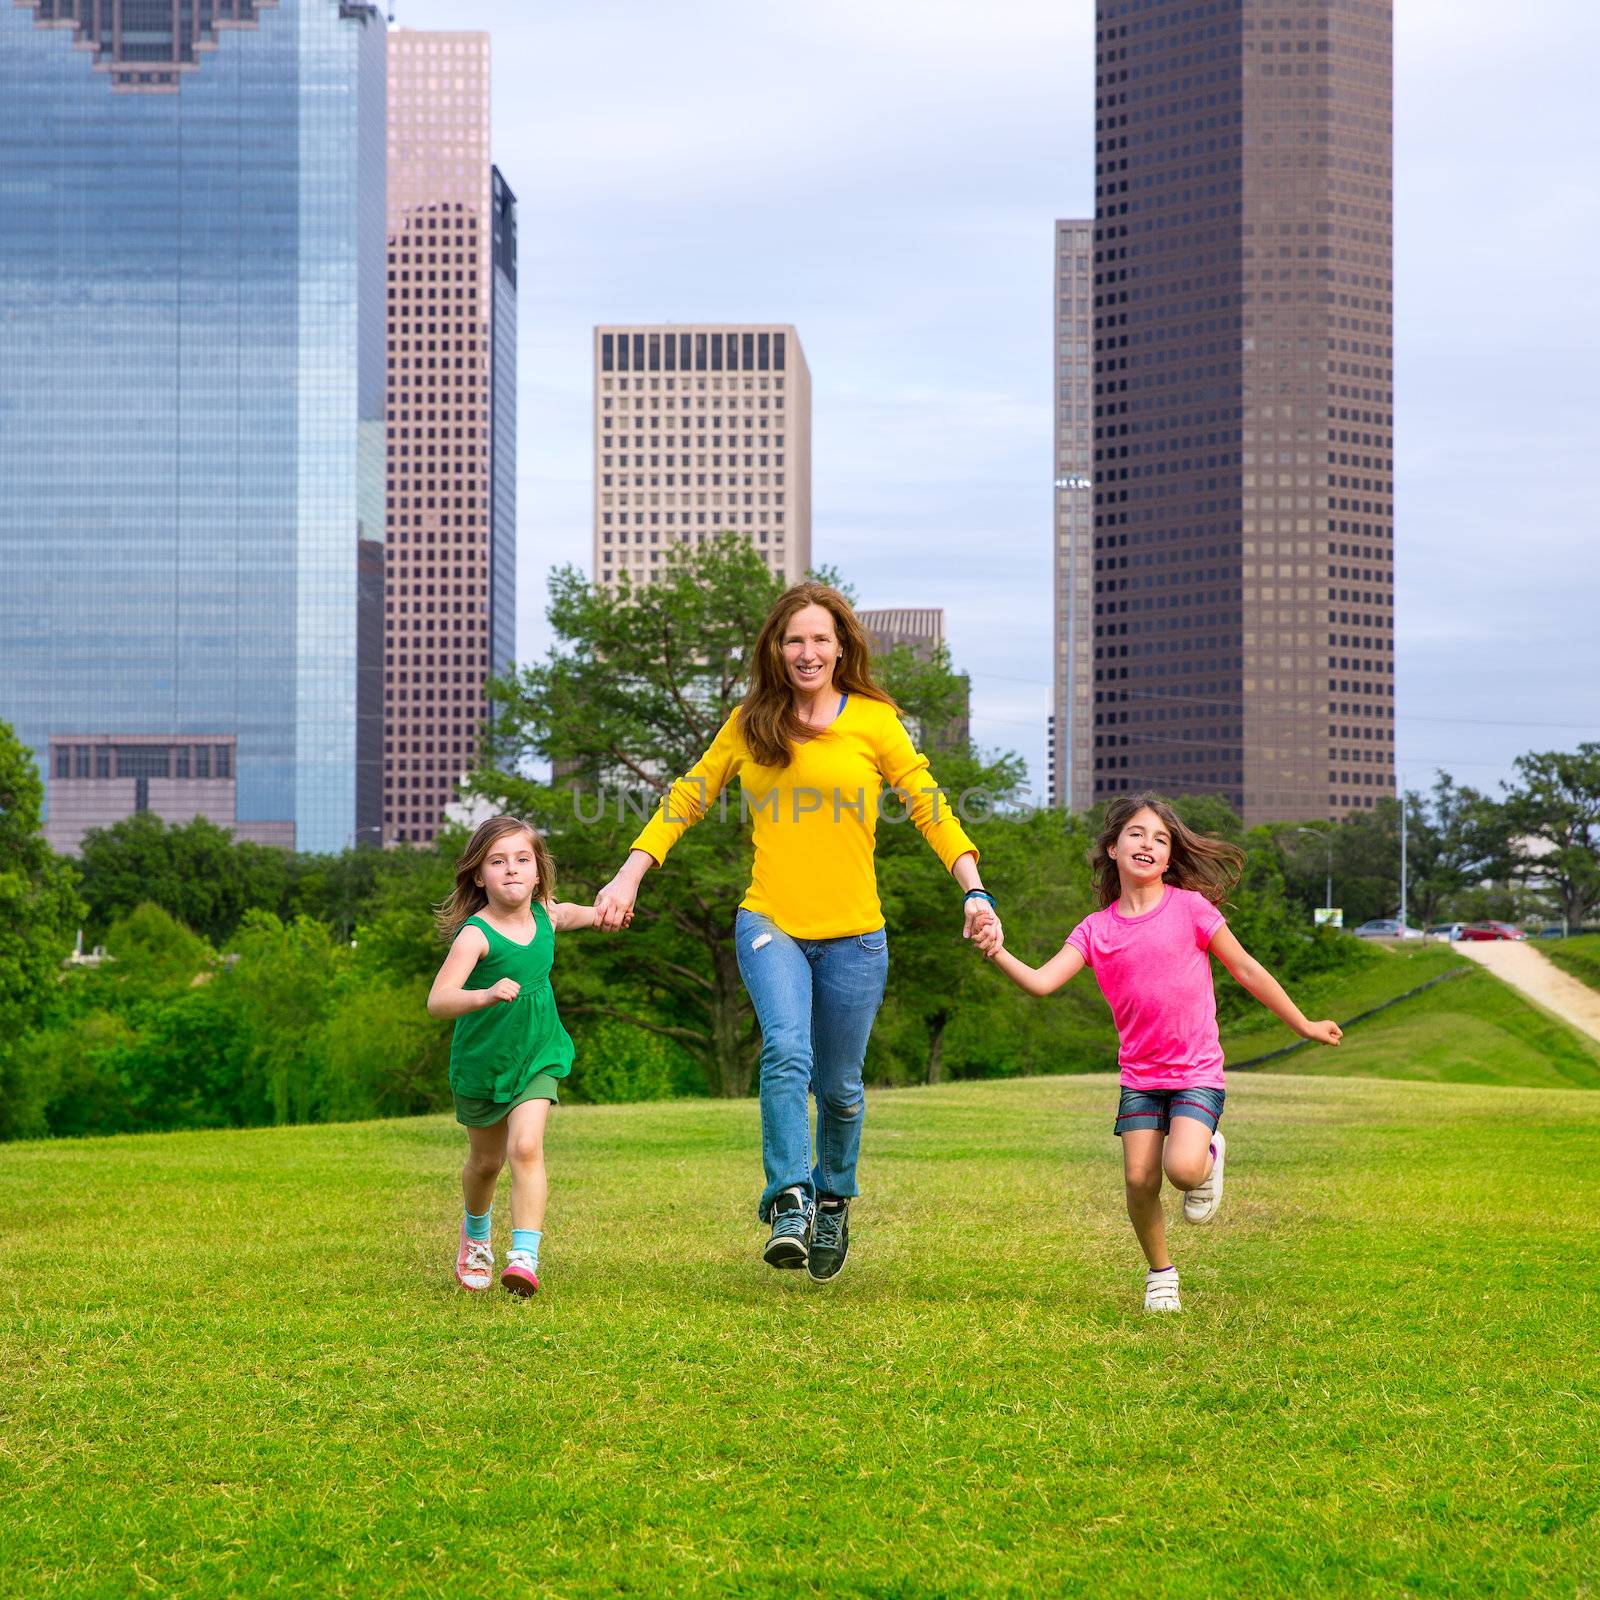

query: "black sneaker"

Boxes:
[806, 1198, 850, 1283]
[762, 1187, 813, 1269]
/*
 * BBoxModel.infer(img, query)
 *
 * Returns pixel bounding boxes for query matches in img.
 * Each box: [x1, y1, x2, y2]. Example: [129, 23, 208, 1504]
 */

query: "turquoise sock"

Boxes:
[511, 1228, 542, 1264]
[464, 1207, 491, 1243]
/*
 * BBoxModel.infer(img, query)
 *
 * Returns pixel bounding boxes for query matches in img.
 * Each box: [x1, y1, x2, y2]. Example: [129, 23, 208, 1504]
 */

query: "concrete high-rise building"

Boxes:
[1050, 219, 1095, 813]
[858, 608, 970, 752]
[0, 0, 387, 855]
[385, 30, 516, 846]
[1092, 0, 1394, 824]
[594, 326, 811, 587]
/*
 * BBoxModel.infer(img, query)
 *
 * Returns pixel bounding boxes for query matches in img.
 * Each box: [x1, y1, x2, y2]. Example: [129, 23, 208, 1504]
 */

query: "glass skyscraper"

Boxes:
[0, 0, 387, 854]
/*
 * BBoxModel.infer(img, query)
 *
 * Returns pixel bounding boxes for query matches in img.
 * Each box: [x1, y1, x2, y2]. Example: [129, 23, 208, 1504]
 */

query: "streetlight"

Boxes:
[1294, 825, 1334, 917]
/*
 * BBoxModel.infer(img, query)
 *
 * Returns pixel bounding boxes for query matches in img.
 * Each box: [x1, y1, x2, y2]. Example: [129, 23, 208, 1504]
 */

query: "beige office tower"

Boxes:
[594, 326, 811, 586]
[385, 30, 517, 845]
[858, 608, 970, 752]
[1050, 219, 1094, 812]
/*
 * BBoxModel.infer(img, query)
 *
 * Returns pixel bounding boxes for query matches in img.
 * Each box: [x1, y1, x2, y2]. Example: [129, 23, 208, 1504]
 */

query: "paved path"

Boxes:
[1456, 940, 1600, 1042]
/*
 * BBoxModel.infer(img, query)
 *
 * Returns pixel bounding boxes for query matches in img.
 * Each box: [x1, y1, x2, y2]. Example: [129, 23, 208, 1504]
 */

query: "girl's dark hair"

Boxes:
[1090, 792, 1245, 911]
[433, 816, 557, 942]
[738, 581, 897, 768]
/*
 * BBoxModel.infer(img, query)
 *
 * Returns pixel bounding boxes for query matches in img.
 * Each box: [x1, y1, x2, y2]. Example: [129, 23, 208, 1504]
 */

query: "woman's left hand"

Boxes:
[964, 899, 1002, 953]
[971, 911, 1004, 957]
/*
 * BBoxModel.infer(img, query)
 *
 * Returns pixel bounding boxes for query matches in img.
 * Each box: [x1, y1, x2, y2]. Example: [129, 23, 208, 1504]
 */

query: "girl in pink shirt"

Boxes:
[979, 794, 1341, 1313]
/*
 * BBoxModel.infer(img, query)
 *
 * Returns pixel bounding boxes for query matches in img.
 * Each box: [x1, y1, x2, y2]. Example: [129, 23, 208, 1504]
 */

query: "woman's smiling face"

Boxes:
[1108, 806, 1172, 886]
[781, 602, 841, 698]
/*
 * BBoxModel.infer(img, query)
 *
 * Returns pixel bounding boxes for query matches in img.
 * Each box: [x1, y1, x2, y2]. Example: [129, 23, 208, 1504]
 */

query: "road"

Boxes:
[1456, 939, 1600, 1042]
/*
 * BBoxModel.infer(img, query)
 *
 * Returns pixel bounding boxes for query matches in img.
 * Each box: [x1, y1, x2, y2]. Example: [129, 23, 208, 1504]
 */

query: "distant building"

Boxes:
[1092, 0, 1395, 824]
[0, 0, 388, 855]
[593, 326, 811, 587]
[385, 30, 516, 846]
[1051, 219, 1094, 812]
[858, 608, 970, 753]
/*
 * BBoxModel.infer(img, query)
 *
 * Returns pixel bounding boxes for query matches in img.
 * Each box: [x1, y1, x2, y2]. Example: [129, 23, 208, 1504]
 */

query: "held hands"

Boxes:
[593, 874, 638, 932]
[482, 978, 521, 1007]
[1301, 1019, 1342, 1046]
[964, 898, 1004, 958]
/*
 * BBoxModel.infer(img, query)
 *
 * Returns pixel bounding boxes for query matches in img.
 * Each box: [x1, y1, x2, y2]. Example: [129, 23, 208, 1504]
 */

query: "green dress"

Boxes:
[450, 907, 576, 1126]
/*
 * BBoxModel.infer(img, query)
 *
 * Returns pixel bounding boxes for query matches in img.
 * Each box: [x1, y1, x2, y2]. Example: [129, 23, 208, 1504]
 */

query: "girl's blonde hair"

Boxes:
[433, 815, 557, 942]
[1090, 792, 1245, 911]
[738, 581, 896, 768]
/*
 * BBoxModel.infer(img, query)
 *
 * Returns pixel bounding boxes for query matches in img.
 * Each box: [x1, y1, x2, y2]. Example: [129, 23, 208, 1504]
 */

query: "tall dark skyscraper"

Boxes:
[1092, 0, 1394, 824]
[0, 0, 388, 854]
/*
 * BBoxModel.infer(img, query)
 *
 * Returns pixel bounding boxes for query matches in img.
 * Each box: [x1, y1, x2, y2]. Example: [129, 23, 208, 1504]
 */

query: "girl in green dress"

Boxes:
[428, 815, 600, 1296]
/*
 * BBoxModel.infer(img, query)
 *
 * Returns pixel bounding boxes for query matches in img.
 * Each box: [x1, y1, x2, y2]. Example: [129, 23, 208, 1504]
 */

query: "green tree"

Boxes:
[1502, 744, 1600, 930]
[75, 813, 290, 945]
[0, 719, 85, 1140]
[1270, 776, 1509, 929]
[865, 645, 1071, 1084]
[473, 537, 786, 1097]
[224, 911, 344, 1123]
[102, 902, 214, 993]
[1398, 776, 1510, 926]
[472, 537, 1021, 1099]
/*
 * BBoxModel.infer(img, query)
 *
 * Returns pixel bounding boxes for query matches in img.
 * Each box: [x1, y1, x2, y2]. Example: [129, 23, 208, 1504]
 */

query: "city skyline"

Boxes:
[397, 0, 1598, 808]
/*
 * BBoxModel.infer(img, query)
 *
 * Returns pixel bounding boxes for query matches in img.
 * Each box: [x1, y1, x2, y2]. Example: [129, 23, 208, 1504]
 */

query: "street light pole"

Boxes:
[1294, 826, 1334, 915]
[1399, 787, 1408, 932]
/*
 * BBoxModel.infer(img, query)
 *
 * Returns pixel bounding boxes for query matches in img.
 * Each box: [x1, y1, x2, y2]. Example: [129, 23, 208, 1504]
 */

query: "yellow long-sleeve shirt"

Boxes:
[631, 695, 978, 940]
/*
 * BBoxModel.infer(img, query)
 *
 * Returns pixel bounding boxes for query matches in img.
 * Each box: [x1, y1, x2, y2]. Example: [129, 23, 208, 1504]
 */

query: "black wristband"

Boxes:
[964, 889, 997, 909]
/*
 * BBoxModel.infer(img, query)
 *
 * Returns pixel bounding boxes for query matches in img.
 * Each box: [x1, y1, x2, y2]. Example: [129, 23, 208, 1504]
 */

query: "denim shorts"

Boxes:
[1114, 1085, 1225, 1137]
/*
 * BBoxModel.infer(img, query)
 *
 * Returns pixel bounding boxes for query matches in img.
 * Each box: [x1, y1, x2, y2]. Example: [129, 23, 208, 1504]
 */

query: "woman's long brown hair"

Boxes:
[1090, 792, 1245, 911]
[433, 815, 558, 942]
[738, 581, 897, 768]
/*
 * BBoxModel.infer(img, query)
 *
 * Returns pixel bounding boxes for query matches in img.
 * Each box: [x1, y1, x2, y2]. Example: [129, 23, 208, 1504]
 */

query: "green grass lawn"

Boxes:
[1220, 943, 1600, 1088]
[1544, 932, 1600, 994]
[2, 1076, 1597, 1598]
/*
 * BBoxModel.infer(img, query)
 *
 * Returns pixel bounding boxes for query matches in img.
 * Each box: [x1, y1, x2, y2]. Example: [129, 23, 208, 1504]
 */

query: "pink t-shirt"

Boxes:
[1065, 886, 1227, 1090]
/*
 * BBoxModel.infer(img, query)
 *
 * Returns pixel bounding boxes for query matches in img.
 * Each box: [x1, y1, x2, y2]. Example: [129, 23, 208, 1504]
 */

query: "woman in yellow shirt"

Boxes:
[594, 582, 1000, 1282]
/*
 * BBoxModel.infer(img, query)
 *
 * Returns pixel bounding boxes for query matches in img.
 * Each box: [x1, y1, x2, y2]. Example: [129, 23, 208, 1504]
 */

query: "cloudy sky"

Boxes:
[400, 0, 1598, 802]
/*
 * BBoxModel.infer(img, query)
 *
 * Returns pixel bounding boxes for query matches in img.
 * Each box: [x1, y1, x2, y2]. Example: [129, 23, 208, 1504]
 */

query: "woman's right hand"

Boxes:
[594, 871, 639, 931]
[483, 978, 521, 1006]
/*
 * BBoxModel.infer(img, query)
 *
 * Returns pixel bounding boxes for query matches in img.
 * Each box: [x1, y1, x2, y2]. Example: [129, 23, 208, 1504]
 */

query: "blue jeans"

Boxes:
[734, 908, 889, 1221]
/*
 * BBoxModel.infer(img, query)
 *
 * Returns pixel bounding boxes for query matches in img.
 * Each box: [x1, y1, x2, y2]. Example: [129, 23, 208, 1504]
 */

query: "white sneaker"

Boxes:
[1144, 1267, 1181, 1313]
[455, 1223, 494, 1291]
[1183, 1129, 1226, 1224]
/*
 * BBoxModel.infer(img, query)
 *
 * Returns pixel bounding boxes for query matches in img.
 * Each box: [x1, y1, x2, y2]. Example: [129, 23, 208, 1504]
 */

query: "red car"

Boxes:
[1459, 922, 1527, 941]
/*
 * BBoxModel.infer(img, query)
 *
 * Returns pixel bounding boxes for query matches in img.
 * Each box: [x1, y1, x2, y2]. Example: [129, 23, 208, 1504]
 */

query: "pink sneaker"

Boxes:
[501, 1251, 539, 1297]
[455, 1224, 493, 1291]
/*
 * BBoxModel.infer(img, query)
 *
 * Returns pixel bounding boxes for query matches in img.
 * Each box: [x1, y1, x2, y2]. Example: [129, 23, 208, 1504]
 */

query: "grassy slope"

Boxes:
[2, 1079, 1597, 1599]
[1220, 943, 1600, 1089]
[1544, 932, 1600, 993]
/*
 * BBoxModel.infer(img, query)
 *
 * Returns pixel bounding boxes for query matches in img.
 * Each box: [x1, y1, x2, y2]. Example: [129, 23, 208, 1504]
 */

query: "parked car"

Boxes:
[1352, 918, 1425, 940]
[1426, 922, 1466, 942]
[1459, 922, 1527, 941]
[1536, 926, 1568, 939]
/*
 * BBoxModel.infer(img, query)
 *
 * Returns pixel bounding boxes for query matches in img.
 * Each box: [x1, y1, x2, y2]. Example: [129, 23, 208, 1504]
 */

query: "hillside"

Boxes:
[1220, 942, 1600, 1089]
